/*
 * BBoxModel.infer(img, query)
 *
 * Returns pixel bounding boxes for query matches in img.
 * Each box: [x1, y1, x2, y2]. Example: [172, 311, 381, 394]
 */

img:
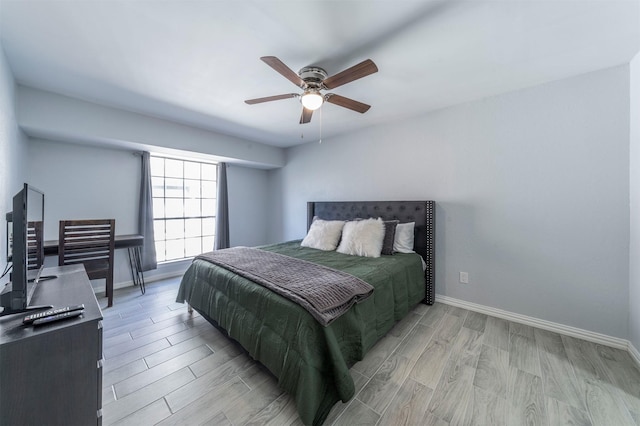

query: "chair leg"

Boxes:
[107, 275, 113, 308]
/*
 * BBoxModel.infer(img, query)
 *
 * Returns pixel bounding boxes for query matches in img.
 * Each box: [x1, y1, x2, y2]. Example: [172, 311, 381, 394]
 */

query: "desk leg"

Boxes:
[127, 247, 146, 295]
[135, 247, 146, 295]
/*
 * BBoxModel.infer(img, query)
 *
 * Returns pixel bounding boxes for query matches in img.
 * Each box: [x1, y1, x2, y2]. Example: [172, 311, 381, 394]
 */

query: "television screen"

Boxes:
[0, 184, 48, 316]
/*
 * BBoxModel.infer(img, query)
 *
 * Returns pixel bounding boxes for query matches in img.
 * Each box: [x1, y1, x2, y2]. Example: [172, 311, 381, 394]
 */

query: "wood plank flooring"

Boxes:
[101, 277, 640, 425]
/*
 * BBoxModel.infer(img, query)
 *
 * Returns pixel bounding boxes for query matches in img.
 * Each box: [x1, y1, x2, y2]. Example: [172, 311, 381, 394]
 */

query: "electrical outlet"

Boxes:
[459, 271, 469, 284]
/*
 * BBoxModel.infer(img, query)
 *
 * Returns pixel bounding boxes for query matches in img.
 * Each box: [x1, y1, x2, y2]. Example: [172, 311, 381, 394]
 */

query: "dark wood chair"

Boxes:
[58, 219, 116, 307]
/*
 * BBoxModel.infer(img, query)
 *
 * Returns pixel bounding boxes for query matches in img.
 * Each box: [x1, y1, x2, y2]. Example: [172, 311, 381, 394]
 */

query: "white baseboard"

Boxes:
[435, 295, 630, 351]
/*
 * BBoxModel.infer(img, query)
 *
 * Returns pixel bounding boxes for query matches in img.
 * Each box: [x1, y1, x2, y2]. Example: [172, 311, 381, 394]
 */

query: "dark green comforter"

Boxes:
[176, 240, 425, 425]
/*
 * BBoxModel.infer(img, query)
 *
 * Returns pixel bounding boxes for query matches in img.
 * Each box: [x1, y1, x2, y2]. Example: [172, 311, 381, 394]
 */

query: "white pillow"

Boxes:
[393, 222, 415, 253]
[300, 219, 345, 251]
[336, 218, 385, 258]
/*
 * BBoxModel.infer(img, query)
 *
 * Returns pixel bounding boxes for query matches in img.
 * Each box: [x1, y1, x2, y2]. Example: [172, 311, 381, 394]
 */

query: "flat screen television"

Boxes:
[0, 184, 51, 316]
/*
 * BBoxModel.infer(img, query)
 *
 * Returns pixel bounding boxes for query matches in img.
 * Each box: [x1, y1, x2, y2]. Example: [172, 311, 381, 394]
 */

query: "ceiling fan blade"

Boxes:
[261, 56, 305, 88]
[325, 94, 371, 113]
[322, 59, 378, 90]
[300, 107, 313, 124]
[245, 93, 298, 105]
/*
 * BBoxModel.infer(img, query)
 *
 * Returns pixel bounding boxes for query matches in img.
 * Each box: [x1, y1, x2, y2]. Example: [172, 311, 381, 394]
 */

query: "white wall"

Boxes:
[630, 52, 640, 352]
[28, 139, 271, 293]
[0, 43, 29, 286]
[270, 66, 631, 339]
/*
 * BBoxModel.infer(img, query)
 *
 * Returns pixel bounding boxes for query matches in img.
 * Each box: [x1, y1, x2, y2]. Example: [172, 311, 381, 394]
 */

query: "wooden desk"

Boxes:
[0, 265, 103, 425]
[44, 234, 143, 255]
[44, 234, 146, 297]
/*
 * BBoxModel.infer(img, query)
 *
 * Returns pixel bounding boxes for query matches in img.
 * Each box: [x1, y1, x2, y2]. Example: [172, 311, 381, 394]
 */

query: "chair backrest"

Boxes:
[58, 219, 115, 278]
[27, 220, 44, 270]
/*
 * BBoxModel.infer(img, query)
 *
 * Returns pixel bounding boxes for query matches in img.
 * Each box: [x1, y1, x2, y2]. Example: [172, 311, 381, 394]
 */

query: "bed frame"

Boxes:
[307, 200, 435, 304]
[183, 200, 436, 425]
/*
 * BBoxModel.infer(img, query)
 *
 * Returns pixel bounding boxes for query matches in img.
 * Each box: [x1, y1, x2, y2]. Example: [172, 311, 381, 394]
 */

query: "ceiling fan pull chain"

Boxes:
[319, 107, 322, 144]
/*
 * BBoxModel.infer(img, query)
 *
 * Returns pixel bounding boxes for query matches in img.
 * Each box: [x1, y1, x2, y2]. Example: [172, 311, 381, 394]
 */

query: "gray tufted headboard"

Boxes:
[307, 200, 435, 304]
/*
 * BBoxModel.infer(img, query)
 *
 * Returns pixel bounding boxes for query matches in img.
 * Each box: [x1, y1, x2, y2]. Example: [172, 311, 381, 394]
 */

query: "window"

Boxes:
[150, 156, 217, 262]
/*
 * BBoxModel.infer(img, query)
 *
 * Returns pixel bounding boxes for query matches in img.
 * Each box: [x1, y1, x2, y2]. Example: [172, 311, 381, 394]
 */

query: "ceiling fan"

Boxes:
[245, 56, 378, 124]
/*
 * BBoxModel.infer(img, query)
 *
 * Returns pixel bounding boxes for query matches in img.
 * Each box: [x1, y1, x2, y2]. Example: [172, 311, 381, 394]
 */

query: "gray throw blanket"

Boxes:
[196, 247, 374, 326]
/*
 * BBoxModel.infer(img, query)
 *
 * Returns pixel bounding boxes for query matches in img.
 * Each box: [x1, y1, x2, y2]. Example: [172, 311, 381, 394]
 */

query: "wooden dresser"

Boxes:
[0, 264, 103, 425]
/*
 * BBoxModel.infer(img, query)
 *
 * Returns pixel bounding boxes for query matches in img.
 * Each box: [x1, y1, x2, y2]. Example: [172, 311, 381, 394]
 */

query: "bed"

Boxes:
[176, 200, 435, 425]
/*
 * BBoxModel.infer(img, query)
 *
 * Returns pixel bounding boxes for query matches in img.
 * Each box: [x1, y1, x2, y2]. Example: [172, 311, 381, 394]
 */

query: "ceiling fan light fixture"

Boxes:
[301, 91, 323, 110]
[246, 57, 378, 123]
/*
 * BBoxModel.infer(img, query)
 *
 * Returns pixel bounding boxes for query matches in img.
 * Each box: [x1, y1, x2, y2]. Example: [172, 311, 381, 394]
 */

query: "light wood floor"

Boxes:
[100, 277, 640, 426]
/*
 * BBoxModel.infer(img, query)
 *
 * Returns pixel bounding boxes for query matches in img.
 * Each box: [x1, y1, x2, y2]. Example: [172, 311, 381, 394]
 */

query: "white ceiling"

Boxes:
[1, 0, 639, 148]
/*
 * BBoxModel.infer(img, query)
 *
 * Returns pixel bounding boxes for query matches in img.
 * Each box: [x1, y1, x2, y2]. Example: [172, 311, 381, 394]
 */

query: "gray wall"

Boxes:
[14, 84, 278, 292]
[269, 66, 631, 339]
[27, 139, 143, 288]
[0, 43, 29, 285]
[27, 139, 271, 292]
[11, 86, 284, 289]
[227, 164, 270, 247]
[17, 86, 285, 169]
[630, 53, 640, 351]
[4, 34, 636, 344]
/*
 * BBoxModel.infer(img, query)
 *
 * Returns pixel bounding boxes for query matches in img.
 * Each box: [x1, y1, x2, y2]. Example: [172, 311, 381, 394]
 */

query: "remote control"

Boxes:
[32, 309, 84, 326]
[23, 304, 85, 325]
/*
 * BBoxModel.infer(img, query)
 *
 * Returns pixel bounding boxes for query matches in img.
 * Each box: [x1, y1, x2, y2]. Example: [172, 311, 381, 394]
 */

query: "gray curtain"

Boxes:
[214, 162, 230, 250]
[138, 151, 157, 270]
